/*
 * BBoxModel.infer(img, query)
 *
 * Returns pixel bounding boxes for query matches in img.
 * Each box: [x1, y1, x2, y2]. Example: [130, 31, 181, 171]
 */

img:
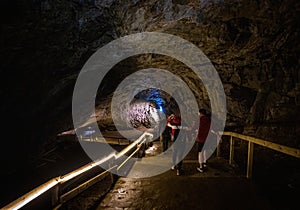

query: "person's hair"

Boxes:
[168, 114, 175, 118]
[199, 108, 207, 115]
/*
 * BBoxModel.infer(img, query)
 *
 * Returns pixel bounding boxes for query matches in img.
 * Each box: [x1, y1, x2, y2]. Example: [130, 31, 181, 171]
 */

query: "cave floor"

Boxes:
[94, 141, 273, 210]
[55, 140, 298, 210]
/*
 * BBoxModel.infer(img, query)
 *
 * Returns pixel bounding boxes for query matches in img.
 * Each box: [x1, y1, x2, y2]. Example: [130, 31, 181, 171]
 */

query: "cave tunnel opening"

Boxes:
[92, 53, 206, 137]
[129, 88, 180, 131]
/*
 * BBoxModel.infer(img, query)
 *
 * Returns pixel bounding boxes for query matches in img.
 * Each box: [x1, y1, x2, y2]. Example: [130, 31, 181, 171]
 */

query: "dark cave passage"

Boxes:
[0, 0, 299, 209]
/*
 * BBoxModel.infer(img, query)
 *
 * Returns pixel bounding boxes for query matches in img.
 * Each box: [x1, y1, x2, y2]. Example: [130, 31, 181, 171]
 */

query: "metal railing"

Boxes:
[1, 132, 153, 210]
[2, 130, 299, 209]
[219, 131, 300, 179]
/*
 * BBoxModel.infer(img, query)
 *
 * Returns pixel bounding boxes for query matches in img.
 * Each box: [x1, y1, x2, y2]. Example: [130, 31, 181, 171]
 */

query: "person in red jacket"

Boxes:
[166, 114, 181, 142]
[166, 113, 183, 175]
[196, 109, 211, 172]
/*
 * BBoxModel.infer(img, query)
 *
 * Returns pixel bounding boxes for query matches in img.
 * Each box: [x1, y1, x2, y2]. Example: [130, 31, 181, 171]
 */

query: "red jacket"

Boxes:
[166, 116, 181, 136]
[196, 115, 211, 143]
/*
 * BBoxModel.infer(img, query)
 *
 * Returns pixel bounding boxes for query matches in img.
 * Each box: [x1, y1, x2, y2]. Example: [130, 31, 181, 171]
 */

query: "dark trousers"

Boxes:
[172, 143, 184, 170]
[162, 139, 169, 152]
[172, 129, 183, 170]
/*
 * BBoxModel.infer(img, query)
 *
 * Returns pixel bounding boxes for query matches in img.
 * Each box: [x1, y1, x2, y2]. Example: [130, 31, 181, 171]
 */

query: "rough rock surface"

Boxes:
[1, 0, 299, 173]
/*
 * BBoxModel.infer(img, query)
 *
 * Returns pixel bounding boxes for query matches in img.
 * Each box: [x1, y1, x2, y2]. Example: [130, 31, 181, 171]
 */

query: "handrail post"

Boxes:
[108, 162, 114, 184]
[246, 142, 254, 179]
[51, 184, 60, 206]
[229, 136, 235, 165]
[216, 137, 221, 157]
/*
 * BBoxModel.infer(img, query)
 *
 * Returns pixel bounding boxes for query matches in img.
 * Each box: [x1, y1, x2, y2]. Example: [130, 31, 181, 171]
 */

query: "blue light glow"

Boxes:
[159, 106, 163, 112]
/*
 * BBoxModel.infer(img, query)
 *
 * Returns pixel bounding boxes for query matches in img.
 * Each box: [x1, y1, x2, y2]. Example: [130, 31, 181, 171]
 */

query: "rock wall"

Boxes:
[1, 0, 299, 171]
[105, 0, 299, 146]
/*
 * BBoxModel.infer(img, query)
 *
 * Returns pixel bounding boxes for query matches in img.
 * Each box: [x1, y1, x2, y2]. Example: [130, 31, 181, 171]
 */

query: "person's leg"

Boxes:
[198, 151, 204, 167]
[197, 152, 205, 172]
[176, 144, 184, 175]
[197, 143, 205, 172]
[160, 135, 164, 151]
[176, 160, 183, 175]
[162, 140, 167, 152]
[202, 148, 207, 166]
[197, 143, 203, 166]
[172, 147, 177, 170]
[166, 138, 169, 151]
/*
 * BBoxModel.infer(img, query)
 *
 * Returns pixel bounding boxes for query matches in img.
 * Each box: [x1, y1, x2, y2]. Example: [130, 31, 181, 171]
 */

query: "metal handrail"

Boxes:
[3, 130, 299, 208]
[1, 132, 153, 210]
[220, 131, 300, 178]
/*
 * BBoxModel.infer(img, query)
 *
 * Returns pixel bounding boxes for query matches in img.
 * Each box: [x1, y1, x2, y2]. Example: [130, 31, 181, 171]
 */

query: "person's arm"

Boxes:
[177, 125, 191, 130]
[167, 122, 178, 130]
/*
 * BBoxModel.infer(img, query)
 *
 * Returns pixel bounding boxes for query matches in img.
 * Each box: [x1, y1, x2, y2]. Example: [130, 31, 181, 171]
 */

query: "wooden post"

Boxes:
[216, 142, 221, 157]
[229, 136, 235, 165]
[216, 134, 223, 157]
[107, 162, 114, 185]
[246, 142, 254, 179]
[51, 184, 59, 206]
